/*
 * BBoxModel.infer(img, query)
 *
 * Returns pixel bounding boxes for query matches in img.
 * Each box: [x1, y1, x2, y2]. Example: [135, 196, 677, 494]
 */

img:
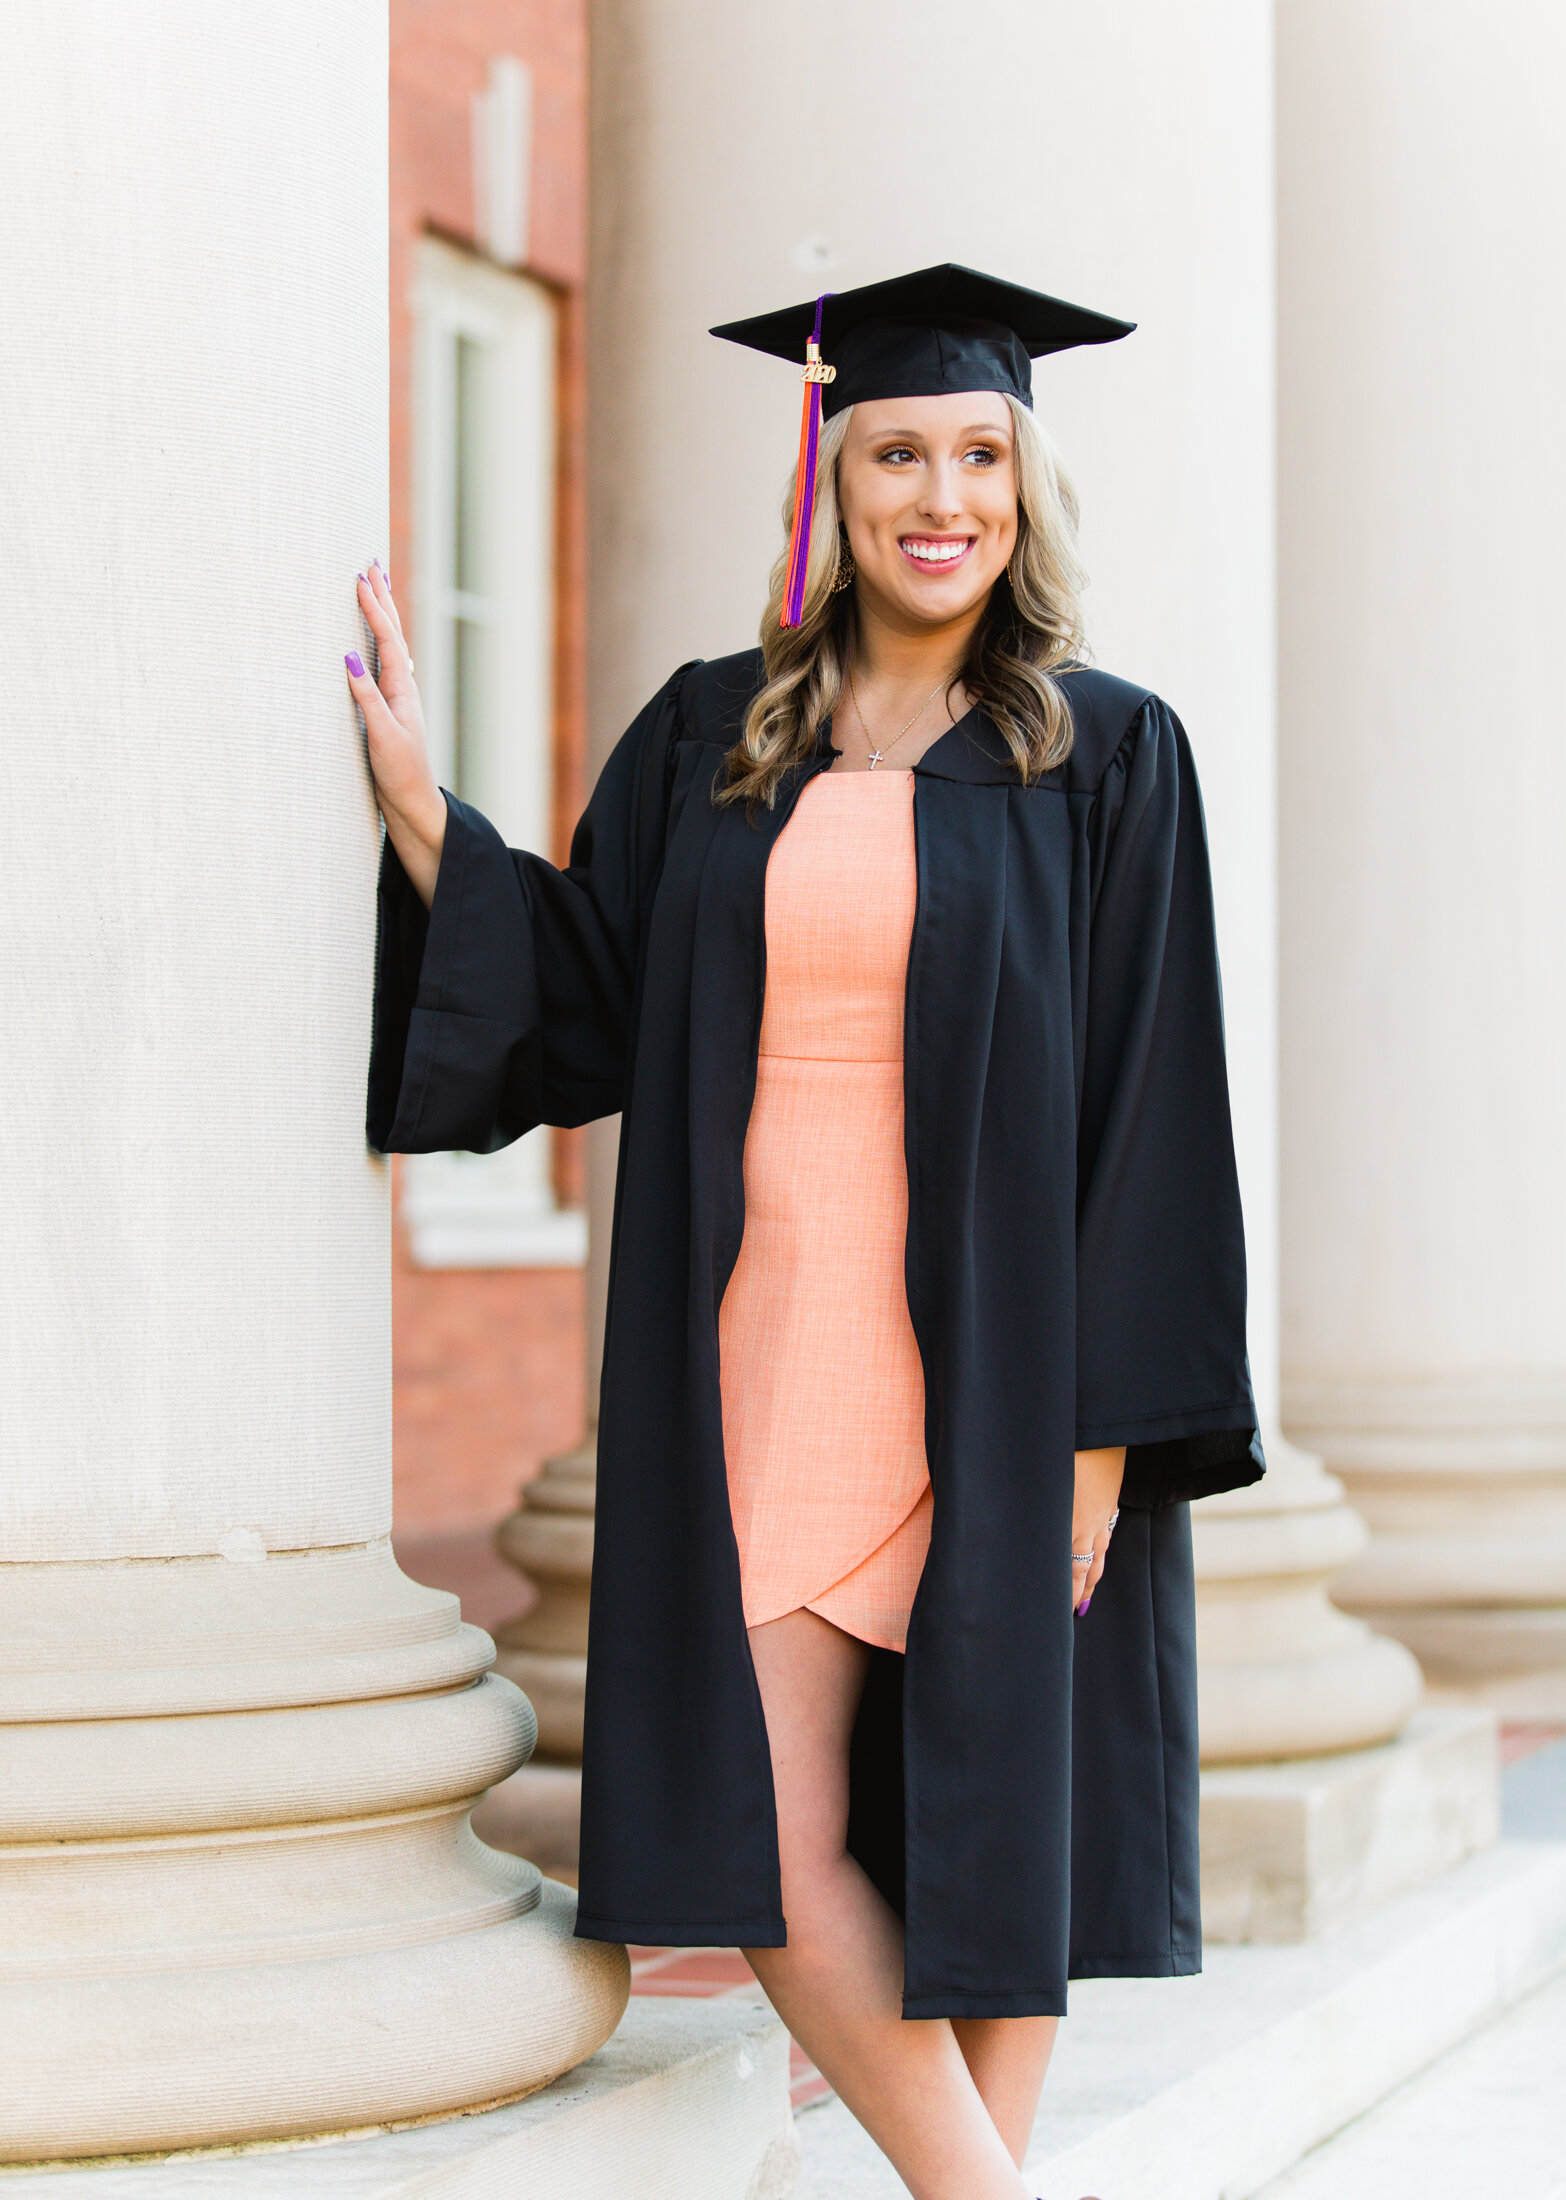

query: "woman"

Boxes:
[353, 264, 1263, 2200]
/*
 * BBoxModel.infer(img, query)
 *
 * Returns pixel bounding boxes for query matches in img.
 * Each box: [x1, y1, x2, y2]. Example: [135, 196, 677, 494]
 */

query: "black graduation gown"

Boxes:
[368, 650, 1264, 2019]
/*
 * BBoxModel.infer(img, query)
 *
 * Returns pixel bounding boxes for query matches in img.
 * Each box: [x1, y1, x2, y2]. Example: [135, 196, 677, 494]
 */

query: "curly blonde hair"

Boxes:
[718, 395, 1088, 808]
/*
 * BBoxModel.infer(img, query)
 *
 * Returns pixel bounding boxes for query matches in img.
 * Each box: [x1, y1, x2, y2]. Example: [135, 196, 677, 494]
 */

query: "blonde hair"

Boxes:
[718, 395, 1087, 808]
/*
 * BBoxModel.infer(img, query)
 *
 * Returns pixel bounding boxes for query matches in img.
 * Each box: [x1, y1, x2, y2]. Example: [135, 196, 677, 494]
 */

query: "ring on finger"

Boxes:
[1071, 1550, 1095, 1566]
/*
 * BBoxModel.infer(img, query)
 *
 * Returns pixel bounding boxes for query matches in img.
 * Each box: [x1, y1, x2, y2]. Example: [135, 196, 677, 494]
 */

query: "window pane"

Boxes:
[453, 615, 484, 800]
[454, 333, 483, 595]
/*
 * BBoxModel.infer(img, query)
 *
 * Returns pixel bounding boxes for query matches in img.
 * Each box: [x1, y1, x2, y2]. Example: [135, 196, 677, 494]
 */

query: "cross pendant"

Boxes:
[867, 749, 884, 769]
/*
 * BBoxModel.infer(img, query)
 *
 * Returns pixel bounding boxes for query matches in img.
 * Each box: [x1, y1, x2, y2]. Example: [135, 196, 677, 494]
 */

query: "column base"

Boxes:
[494, 1440, 595, 1761]
[0, 1545, 627, 2162]
[1286, 1374, 1566, 1698]
[474, 1761, 584, 1884]
[1350, 1604, 1566, 1695]
[1194, 1436, 1424, 1762]
[493, 1646, 588, 1760]
[1200, 1706, 1499, 1941]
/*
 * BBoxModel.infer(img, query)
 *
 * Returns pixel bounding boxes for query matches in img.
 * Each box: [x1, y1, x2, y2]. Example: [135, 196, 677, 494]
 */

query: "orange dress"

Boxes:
[718, 767, 931, 1653]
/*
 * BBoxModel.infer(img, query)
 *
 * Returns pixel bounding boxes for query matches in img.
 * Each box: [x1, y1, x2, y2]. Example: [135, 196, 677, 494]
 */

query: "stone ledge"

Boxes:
[9, 1999, 796, 2200]
[1251, 1959, 1566, 2198]
[1200, 1705, 1499, 1940]
[798, 1837, 1566, 2200]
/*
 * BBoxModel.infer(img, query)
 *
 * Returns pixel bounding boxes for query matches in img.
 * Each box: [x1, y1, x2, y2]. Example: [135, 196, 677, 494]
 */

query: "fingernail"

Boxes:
[372, 555, 386, 577]
[1075, 1595, 1091, 1618]
[357, 570, 368, 585]
[345, 651, 366, 677]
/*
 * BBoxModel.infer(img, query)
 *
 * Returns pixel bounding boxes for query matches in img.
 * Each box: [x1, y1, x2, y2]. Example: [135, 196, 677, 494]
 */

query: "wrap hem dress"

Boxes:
[719, 765, 930, 1655]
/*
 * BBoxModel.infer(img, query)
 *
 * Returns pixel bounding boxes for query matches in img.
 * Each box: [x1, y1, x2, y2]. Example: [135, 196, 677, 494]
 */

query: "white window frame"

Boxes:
[401, 235, 585, 1270]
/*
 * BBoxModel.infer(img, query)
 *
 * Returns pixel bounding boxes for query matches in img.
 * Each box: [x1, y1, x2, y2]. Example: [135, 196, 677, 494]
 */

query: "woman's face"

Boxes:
[837, 390, 1019, 634]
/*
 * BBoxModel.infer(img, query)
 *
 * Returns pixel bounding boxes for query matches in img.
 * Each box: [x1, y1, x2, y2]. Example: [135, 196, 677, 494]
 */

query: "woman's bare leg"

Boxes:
[951, 2017, 1057, 2167]
[740, 1607, 1033, 2200]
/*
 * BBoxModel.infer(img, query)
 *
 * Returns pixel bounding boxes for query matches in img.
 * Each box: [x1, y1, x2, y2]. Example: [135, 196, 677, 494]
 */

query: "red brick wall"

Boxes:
[388, 0, 588, 1541]
[389, 1161, 585, 1535]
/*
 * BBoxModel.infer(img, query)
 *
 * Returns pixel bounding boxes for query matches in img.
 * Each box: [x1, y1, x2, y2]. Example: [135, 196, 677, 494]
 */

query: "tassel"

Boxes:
[781, 295, 835, 629]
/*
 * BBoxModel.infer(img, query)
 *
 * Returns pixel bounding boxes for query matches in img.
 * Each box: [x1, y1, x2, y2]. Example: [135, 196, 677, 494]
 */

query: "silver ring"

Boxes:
[1071, 1551, 1095, 1566]
[1107, 1510, 1120, 1532]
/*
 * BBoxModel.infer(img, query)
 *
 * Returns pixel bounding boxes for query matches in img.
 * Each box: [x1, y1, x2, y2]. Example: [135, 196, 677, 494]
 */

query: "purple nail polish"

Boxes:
[345, 651, 366, 678]
[357, 570, 368, 585]
[1075, 1595, 1091, 1618]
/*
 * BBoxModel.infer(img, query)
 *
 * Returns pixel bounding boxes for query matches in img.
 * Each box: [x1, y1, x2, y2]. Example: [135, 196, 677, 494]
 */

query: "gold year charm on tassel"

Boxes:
[802, 339, 837, 385]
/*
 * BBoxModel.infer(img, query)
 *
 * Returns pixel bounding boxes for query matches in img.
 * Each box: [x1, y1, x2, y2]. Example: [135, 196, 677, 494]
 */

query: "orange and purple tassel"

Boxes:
[781, 295, 834, 629]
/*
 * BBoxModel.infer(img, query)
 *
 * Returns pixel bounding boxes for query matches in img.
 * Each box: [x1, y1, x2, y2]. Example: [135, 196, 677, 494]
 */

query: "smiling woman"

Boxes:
[354, 261, 1263, 2200]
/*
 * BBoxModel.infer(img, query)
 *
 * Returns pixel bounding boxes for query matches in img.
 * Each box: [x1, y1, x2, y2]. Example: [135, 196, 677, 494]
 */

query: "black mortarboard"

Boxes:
[710, 263, 1134, 624]
[711, 262, 1134, 422]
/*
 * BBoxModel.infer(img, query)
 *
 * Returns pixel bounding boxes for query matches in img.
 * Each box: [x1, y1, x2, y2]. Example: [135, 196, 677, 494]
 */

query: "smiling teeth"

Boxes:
[904, 539, 969, 563]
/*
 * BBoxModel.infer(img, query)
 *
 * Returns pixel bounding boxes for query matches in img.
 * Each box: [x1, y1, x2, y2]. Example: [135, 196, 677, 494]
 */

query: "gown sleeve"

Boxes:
[366, 660, 697, 1155]
[1075, 696, 1266, 1508]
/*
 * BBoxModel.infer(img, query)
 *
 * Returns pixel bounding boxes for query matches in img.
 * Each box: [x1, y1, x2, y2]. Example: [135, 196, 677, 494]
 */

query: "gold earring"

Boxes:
[832, 539, 856, 593]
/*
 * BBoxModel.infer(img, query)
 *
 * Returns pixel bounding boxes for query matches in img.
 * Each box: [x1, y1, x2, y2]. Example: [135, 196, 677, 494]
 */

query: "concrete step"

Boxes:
[797, 1839, 1566, 2200]
[23, 1998, 796, 2200]
[1254, 1959, 1566, 2200]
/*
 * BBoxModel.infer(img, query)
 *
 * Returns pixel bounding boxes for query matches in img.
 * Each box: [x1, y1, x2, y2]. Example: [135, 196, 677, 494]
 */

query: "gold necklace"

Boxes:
[847, 667, 950, 769]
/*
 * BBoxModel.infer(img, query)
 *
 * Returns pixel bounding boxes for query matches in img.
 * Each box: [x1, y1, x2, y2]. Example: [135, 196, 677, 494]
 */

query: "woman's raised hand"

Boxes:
[1071, 1446, 1126, 1617]
[345, 559, 446, 909]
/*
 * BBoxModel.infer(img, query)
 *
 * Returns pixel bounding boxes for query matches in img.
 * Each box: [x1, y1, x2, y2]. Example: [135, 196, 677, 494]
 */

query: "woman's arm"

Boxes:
[359, 598, 697, 1157]
[346, 560, 446, 907]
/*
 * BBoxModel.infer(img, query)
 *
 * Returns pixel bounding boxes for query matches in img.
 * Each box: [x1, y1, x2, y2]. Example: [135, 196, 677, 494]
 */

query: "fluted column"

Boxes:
[0, 0, 625, 2162]
[1276, 0, 1566, 1712]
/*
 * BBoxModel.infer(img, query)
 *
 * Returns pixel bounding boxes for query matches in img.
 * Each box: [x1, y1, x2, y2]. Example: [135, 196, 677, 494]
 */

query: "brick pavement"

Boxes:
[1499, 1720, 1566, 1767]
[629, 1946, 832, 2112]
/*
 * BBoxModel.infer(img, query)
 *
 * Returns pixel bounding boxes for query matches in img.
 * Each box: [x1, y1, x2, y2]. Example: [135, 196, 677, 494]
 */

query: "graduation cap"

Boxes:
[712, 263, 1135, 626]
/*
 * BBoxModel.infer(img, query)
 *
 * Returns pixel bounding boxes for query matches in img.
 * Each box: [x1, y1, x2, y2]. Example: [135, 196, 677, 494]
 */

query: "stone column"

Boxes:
[0, 0, 625, 2163]
[1195, 1444, 1419, 1765]
[496, 1439, 598, 1763]
[1275, 0, 1566, 1715]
